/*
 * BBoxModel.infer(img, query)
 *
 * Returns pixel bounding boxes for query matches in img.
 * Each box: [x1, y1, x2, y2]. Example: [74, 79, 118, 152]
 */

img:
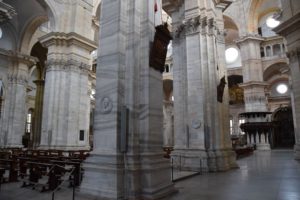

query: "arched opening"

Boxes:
[266, 46, 272, 57]
[273, 44, 281, 56]
[271, 107, 295, 149]
[23, 108, 34, 148]
[28, 42, 48, 148]
[223, 15, 241, 69]
[0, 80, 4, 118]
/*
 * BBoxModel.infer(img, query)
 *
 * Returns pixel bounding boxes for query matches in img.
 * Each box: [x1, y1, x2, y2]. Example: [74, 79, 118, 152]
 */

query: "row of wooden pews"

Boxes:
[0, 148, 89, 192]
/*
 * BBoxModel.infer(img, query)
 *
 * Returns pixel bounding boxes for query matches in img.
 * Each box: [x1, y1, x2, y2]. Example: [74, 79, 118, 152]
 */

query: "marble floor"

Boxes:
[164, 150, 300, 200]
[0, 150, 299, 200]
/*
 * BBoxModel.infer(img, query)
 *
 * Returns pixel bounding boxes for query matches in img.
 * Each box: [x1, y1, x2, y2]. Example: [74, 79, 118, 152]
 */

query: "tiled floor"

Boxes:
[0, 150, 299, 200]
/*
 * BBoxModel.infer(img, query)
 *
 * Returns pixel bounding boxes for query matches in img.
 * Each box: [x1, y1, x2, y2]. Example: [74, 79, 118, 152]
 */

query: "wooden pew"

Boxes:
[22, 162, 60, 192]
[0, 167, 5, 190]
[0, 159, 18, 182]
[50, 160, 82, 186]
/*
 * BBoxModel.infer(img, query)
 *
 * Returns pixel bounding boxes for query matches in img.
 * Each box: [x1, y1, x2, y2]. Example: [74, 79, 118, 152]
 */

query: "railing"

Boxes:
[171, 156, 203, 182]
[51, 167, 76, 200]
[260, 36, 286, 59]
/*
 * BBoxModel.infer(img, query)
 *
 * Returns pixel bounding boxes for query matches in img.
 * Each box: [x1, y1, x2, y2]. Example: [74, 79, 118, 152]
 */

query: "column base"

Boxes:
[256, 143, 271, 150]
[294, 144, 300, 160]
[80, 152, 176, 200]
[171, 148, 238, 172]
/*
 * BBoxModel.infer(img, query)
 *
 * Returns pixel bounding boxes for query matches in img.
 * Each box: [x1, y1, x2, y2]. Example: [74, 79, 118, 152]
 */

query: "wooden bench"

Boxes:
[0, 159, 18, 182]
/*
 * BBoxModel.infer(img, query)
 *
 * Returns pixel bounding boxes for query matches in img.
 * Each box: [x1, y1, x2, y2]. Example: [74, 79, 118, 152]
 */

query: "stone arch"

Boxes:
[19, 0, 56, 54]
[247, 0, 281, 33]
[93, 0, 102, 17]
[263, 61, 289, 81]
[223, 15, 239, 45]
[0, 22, 18, 51]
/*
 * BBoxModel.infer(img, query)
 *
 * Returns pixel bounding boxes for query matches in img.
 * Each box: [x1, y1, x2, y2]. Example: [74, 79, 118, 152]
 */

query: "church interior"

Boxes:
[0, 0, 300, 199]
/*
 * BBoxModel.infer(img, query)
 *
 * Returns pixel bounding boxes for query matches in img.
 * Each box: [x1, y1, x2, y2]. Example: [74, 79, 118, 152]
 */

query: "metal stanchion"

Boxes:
[72, 180, 75, 200]
[171, 158, 174, 182]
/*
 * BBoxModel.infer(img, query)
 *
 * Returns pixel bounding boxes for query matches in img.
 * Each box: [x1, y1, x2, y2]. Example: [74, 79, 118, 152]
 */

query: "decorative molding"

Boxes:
[244, 95, 267, 104]
[239, 81, 269, 89]
[212, 0, 233, 11]
[286, 48, 300, 62]
[0, 49, 37, 66]
[236, 34, 264, 46]
[39, 32, 97, 52]
[7, 72, 28, 85]
[162, 0, 184, 15]
[173, 16, 218, 38]
[0, 1, 17, 23]
[46, 58, 90, 74]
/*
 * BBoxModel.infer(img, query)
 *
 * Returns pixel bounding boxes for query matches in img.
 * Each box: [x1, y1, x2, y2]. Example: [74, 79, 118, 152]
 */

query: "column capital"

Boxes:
[39, 32, 97, 52]
[162, 0, 183, 15]
[33, 79, 45, 86]
[0, 1, 17, 23]
[236, 34, 264, 46]
[239, 81, 269, 89]
[286, 47, 300, 61]
[45, 58, 90, 74]
[0, 48, 37, 66]
[274, 12, 300, 37]
[212, 0, 233, 11]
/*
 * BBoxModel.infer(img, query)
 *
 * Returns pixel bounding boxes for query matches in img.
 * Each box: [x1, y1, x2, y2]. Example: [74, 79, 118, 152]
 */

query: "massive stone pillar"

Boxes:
[236, 36, 270, 150]
[164, 0, 237, 172]
[80, 0, 175, 199]
[0, 50, 36, 147]
[38, 32, 96, 150]
[274, 1, 300, 159]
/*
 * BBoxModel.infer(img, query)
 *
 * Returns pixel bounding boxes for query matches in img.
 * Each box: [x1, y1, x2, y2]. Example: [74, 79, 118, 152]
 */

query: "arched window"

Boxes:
[266, 46, 272, 57]
[239, 118, 245, 135]
[229, 116, 233, 135]
[165, 64, 170, 73]
[273, 44, 281, 56]
[260, 47, 265, 57]
[0, 80, 3, 118]
[26, 109, 34, 133]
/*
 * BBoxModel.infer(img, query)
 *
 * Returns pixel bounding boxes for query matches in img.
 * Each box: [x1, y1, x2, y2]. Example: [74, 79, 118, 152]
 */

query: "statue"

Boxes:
[217, 76, 226, 103]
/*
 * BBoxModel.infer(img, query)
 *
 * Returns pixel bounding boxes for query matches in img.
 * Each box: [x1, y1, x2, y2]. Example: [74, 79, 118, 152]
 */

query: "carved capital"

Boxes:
[46, 58, 90, 75]
[174, 16, 217, 38]
[0, 1, 17, 23]
[286, 47, 300, 62]
[39, 32, 97, 52]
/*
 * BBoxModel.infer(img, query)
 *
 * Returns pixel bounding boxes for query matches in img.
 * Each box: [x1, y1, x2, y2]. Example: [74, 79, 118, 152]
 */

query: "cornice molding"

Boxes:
[274, 12, 300, 37]
[39, 32, 97, 52]
[0, 48, 37, 66]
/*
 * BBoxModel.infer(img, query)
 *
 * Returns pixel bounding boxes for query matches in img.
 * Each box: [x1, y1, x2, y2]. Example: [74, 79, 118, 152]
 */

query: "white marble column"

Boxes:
[0, 50, 36, 147]
[165, 0, 237, 172]
[80, 0, 175, 199]
[163, 101, 174, 147]
[38, 33, 96, 150]
[274, 1, 300, 159]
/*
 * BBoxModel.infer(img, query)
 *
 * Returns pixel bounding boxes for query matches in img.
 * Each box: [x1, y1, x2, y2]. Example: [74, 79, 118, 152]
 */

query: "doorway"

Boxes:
[271, 107, 295, 148]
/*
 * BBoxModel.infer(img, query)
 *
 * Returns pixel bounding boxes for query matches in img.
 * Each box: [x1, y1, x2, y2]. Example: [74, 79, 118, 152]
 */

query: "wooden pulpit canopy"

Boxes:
[149, 23, 172, 73]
